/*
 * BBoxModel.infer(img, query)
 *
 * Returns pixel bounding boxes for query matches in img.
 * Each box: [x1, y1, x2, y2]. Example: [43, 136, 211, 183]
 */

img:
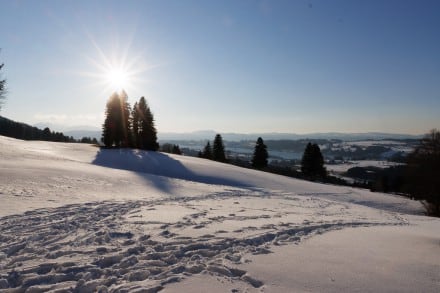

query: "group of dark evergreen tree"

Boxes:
[197, 135, 326, 181]
[80, 136, 99, 144]
[199, 135, 270, 167]
[199, 134, 227, 162]
[160, 143, 182, 155]
[102, 91, 158, 150]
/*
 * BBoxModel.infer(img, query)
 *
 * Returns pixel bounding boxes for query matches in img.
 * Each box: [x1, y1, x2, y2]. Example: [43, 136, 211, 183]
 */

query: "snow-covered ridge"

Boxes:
[0, 136, 438, 292]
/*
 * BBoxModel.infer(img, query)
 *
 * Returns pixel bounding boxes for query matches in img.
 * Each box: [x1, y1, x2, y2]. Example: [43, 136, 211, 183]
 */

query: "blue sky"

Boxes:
[0, 0, 439, 134]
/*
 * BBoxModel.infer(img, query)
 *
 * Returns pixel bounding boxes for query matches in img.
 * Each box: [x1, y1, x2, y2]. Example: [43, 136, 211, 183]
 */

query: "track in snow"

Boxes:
[0, 190, 407, 292]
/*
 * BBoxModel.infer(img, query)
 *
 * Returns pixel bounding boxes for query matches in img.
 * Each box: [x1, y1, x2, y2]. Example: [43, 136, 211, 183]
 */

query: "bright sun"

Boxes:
[105, 68, 129, 91]
[83, 36, 156, 96]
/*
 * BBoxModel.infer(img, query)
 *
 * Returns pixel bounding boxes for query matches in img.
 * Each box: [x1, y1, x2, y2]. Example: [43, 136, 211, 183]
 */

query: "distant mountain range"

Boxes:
[31, 121, 422, 142]
[32, 123, 102, 141]
[45, 129, 422, 142]
[158, 130, 422, 142]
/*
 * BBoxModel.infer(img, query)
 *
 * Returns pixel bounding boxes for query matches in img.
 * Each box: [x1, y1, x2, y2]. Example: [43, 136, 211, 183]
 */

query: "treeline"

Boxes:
[79, 137, 99, 144]
[0, 116, 100, 144]
[225, 138, 417, 161]
[198, 134, 267, 168]
[102, 92, 158, 150]
[197, 135, 326, 178]
[198, 135, 270, 166]
[160, 143, 182, 155]
[198, 134, 227, 162]
[223, 139, 356, 189]
[0, 116, 75, 142]
[230, 140, 344, 183]
[198, 135, 333, 184]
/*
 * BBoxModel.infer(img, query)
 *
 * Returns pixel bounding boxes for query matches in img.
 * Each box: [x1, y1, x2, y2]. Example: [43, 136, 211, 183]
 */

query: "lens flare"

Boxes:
[78, 30, 163, 99]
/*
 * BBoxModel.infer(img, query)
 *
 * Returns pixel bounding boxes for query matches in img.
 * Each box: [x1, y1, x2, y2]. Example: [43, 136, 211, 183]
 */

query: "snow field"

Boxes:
[0, 136, 438, 292]
[0, 191, 407, 292]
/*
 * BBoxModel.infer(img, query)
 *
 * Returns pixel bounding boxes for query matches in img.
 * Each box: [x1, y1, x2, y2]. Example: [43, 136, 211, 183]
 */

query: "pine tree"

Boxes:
[119, 90, 131, 147]
[137, 97, 159, 151]
[131, 101, 140, 148]
[301, 142, 326, 180]
[202, 141, 212, 159]
[212, 134, 226, 162]
[301, 143, 313, 176]
[252, 137, 268, 168]
[102, 92, 119, 147]
[101, 91, 131, 147]
[0, 53, 6, 110]
[311, 143, 326, 178]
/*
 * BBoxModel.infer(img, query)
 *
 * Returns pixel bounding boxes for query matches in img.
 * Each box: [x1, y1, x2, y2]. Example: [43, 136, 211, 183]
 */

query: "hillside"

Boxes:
[0, 116, 73, 142]
[0, 135, 438, 292]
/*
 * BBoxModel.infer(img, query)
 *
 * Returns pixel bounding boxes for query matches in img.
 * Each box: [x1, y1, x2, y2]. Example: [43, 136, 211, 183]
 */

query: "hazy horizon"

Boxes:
[1, 0, 439, 135]
[0, 110, 433, 137]
[27, 121, 424, 140]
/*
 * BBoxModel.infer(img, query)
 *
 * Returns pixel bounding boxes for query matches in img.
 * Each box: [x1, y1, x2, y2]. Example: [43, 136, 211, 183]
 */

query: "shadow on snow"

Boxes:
[92, 148, 250, 193]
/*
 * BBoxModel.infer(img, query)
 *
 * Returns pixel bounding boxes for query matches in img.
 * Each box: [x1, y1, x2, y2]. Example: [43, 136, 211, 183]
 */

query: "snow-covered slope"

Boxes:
[0, 136, 438, 292]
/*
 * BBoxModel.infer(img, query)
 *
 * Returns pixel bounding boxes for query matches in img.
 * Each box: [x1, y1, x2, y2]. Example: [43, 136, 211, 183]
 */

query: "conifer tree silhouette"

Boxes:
[137, 97, 159, 151]
[202, 141, 212, 159]
[102, 91, 130, 147]
[212, 134, 226, 162]
[252, 137, 268, 168]
[301, 142, 326, 179]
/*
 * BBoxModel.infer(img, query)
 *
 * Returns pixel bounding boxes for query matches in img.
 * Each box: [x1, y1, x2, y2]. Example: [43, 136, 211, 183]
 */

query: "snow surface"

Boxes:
[326, 160, 404, 173]
[0, 136, 438, 292]
[330, 140, 414, 155]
